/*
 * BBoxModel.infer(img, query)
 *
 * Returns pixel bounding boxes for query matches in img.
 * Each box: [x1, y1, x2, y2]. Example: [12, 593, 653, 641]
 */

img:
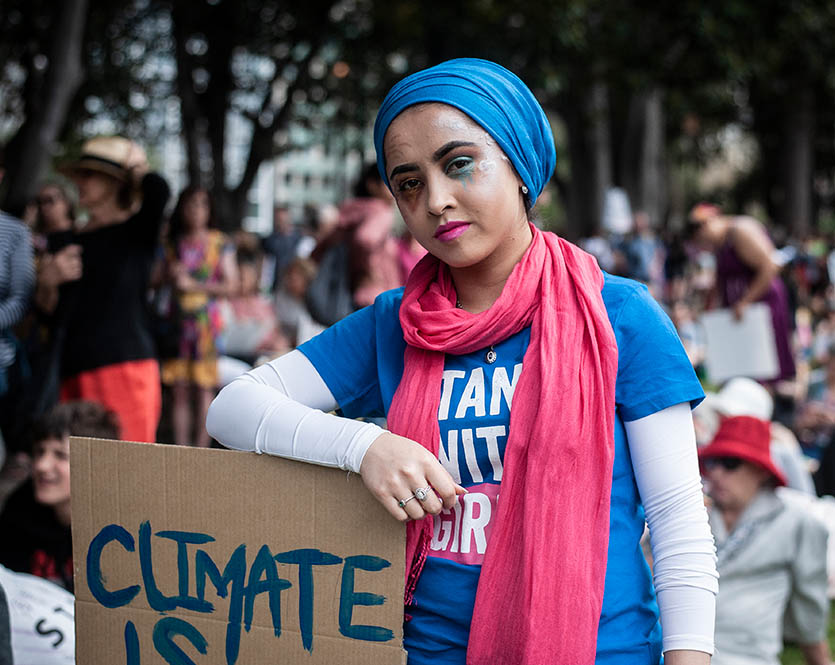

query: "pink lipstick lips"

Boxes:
[434, 221, 470, 242]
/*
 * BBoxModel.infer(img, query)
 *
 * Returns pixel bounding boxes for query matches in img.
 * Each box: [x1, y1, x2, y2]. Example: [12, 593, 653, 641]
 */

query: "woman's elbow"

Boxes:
[205, 382, 240, 445]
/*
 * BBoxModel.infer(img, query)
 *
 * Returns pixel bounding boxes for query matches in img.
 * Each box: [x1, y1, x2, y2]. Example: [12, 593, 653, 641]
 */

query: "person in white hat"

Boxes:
[54, 136, 170, 443]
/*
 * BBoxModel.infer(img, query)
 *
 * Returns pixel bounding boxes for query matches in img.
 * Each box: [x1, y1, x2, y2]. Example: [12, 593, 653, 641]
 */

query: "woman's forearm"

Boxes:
[665, 650, 711, 665]
[738, 263, 777, 307]
[625, 403, 718, 656]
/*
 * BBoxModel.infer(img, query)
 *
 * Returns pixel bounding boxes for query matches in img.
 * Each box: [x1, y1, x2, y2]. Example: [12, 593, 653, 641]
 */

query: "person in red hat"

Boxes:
[700, 415, 831, 665]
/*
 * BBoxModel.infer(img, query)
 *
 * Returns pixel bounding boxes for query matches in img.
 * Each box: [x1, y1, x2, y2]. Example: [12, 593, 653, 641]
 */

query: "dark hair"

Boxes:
[236, 246, 260, 267]
[353, 163, 383, 198]
[117, 179, 139, 210]
[31, 401, 121, 447]
[168, 185, 216, 243]
[0, 143, 5, 169]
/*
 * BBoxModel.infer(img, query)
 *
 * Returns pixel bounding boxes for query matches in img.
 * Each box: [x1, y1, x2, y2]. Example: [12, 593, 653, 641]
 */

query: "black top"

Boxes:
[55, 173, 170, 377]
[0, 480, 73, 591]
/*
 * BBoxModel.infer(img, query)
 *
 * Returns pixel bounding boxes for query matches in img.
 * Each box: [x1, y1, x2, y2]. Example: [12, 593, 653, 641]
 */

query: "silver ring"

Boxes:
[413, 487, 432, 502]
[397, 495, 416, 509]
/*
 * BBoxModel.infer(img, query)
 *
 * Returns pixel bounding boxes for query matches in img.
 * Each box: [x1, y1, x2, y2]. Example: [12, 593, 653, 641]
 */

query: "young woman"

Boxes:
[208, 58, 717, 664]
[160, 186, 237, 447]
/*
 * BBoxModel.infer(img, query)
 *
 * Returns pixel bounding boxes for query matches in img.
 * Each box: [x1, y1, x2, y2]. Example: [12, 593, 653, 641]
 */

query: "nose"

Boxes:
[425, 175, 456, 217]
[33, 452, 53, 474]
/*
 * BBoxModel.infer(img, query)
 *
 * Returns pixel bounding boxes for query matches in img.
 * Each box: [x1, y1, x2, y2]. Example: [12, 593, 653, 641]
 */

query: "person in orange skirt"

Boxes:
[56, 136, 170, 442]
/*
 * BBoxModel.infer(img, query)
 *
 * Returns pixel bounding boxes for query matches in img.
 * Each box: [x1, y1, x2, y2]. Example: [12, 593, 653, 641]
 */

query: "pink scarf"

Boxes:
[387, 225, 618, 664]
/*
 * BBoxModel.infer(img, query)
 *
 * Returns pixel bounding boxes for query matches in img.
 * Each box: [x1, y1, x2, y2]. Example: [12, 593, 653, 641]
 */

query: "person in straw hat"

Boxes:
[700, 415, 830, 665]
[55, 136, 170, 442]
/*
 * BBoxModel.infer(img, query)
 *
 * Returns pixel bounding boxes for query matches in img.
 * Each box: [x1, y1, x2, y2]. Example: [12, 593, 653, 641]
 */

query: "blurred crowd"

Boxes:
[4, 138, 835, 662]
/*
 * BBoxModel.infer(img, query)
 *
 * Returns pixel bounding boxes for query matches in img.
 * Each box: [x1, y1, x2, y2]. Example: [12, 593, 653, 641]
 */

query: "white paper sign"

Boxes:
[0, 565, 74, 664]
[700, 303, 779, 384]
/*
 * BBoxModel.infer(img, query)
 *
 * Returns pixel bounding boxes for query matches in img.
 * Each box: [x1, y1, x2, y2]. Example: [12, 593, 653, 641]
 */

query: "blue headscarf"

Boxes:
[373, 58, 556, 205]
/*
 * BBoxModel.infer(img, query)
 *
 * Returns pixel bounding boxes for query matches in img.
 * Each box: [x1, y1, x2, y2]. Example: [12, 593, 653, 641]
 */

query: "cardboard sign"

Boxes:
[71, 437, 406, 664]
[700, 303, 780, 384]
[0, 564, 75, 664]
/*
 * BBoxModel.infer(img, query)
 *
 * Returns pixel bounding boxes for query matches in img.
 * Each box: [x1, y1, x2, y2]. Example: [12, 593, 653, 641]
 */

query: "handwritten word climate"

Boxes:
[85, 521, 394, 664]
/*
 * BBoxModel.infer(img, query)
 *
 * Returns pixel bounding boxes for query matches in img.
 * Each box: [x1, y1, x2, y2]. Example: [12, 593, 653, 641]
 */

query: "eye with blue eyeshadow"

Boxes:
[446, 156, 475, 177]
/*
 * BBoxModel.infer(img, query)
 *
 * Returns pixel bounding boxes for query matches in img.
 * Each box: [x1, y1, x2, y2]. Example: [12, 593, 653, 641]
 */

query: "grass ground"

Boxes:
[779, 601, 835, 664]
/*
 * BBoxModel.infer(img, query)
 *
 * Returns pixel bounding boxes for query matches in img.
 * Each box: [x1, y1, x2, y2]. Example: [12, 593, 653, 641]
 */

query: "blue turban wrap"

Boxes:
[373, 58, 556, 205]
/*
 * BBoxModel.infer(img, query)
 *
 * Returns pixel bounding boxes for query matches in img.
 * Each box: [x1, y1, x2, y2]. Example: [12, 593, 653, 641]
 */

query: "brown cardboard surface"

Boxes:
[71, 437, 406, 664]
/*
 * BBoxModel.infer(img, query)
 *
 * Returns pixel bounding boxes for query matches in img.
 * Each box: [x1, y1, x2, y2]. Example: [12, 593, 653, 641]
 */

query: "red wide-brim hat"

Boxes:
[698, 415, 787, 487]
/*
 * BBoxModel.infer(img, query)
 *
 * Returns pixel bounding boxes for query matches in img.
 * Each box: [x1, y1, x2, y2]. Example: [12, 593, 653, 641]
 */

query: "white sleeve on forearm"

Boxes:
[206, 349, 385, 472]
[625, 402, 719, 655]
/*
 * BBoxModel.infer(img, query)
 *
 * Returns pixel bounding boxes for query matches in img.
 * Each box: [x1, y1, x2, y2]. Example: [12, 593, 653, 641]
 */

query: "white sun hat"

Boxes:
[711, 376, 774, 421]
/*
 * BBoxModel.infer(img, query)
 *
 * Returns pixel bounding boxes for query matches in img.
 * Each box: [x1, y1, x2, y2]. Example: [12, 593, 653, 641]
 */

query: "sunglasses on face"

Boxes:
[703, 457, 744, 472]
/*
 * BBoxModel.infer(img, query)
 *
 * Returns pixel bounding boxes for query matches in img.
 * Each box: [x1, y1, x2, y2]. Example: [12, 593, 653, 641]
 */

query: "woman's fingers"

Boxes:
[361, 432, 466, 522]
[424, 464, 466, 511]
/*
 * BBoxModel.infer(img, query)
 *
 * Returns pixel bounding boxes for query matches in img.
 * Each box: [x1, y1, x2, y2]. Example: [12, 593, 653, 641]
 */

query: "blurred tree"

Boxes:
[164, 0, 370, 229]
[0, 0, 88, 217]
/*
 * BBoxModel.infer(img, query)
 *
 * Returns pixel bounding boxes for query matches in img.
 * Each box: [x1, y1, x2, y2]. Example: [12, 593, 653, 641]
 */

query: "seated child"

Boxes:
[0, 401, 119, 591]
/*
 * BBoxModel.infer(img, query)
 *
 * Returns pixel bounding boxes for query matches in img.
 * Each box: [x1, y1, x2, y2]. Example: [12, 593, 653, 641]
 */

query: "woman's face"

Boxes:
[32, 435, 71, 510]
[36, 186, 72, 232]
[74, 169, 120, 209]
[383, 103, 529, 271]
[239, 262, 258, 295]
[182, 190, 211, 231]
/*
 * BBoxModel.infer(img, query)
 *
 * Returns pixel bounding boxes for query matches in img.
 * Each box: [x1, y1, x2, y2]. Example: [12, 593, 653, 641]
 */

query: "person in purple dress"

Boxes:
[687, 203, 795, 381]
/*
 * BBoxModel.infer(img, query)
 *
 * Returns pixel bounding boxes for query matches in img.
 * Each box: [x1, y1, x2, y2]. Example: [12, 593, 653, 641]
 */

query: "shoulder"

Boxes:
[601, 272, 658, 327]
[372, 286, 404, 314]
[777, 490, 830, 535]
[210, 229, 231, 246]
[0, 212, 29, 240]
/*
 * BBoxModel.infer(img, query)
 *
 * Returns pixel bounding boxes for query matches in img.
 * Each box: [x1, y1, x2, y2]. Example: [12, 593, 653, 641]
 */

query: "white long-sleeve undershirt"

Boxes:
[206, 349, 717, 655]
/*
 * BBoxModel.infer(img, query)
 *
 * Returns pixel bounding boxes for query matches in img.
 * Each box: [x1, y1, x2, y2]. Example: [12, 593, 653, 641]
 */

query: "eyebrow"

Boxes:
[388, 140, 478, 180]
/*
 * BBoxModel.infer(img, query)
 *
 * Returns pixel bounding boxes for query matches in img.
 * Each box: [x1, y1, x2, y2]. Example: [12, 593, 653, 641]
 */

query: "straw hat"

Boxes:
[61, 136, 147, 182]
[698, 415, 787, 486]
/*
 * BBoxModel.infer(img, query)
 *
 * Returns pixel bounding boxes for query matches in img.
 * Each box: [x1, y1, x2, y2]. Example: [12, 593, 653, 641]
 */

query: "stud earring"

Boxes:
[521, 185, 529, 195]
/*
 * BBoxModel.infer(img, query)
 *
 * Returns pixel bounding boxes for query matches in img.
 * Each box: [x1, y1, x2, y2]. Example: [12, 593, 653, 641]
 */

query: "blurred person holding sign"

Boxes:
[687, 203, 795, 382]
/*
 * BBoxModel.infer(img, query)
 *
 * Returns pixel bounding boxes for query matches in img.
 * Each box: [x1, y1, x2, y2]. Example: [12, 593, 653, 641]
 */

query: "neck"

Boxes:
[713, 216, 732, 245]
[84, 199, 131, 229]
[719, 506, 742, 533]
[452, 219, 532, 313]
[185, 226, 208, 239]
[54, 500, 72, 527]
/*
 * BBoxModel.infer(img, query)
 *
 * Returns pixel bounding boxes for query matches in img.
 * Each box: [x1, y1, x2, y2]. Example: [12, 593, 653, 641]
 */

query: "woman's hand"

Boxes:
[360, 432, 467, 522]
[39, 244, 82, 287]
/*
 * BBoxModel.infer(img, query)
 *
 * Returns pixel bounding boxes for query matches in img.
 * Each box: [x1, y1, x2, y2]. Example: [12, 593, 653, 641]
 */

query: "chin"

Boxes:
[34, 488, 68, 508]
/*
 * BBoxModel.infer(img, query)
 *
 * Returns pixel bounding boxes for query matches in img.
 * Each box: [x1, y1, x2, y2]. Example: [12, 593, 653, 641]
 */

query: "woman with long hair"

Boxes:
[161, 186, 237, 447]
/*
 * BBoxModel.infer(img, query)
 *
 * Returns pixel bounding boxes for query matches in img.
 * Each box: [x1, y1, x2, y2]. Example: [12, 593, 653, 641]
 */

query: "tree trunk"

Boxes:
[777, 85, 814, 237]
[2, 0, 88, 216]
[561, 81, 612, 240]
[171, 1, 203, 188]
[620, 88, 666, 228]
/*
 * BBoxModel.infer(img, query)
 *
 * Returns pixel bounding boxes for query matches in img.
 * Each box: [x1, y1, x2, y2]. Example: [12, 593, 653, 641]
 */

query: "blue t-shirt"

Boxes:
[299, 273, 704, 664]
